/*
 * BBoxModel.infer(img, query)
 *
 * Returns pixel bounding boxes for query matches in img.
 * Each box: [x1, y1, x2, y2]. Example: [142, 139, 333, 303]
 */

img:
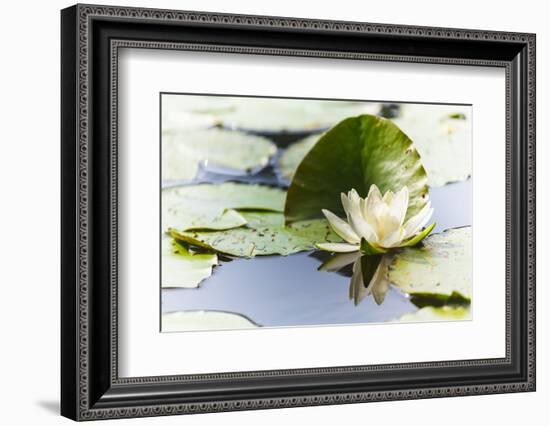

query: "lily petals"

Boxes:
[403, 202, 433, 239]
[322, 209, 361, 244]
[342, 190, 378, 242]
[316, 242, 360, 253]
[340, 192, 353, 223]
[390, 186, 409, 227]
[364, 185, 386, 234]
[400, 222, 436, 247]
[379, 226, 406, 248]
[318, 184, 434, 253]
[382, 189, 394, 205]
[367, 184, 383, 202]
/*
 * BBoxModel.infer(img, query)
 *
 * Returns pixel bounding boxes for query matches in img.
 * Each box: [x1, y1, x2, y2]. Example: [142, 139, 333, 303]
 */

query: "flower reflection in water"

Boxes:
[317, 252, 393, 306]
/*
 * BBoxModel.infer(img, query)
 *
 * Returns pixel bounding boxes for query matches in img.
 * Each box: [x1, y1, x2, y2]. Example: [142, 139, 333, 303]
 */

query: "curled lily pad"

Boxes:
[284, 115, 429, 223]
[391, 306, 471, 323]
[162, 183, 285, 232]
[277, 134, 319, 182]
[388, 226, 472, 303]
[171, 211, 342, 257]
[391, 104, 472, 187]
[161, 235, 218, 288]
[162, 128, 276, 181]
[162, 310, 260, 332]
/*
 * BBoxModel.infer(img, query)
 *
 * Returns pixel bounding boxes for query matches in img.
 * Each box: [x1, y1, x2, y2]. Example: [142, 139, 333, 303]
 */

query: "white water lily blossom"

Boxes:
[317, 184, 434, 253]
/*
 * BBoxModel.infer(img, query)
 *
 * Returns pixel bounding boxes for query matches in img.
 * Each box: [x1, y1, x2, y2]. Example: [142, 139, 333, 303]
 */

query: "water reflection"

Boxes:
[162, 250, 418, 327]
[315, 252, 392, 307]
[162, 180, 471, 328]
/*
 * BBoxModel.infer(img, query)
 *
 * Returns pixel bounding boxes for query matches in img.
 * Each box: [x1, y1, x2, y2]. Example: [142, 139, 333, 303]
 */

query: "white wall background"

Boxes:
[0, 0, 546, 424]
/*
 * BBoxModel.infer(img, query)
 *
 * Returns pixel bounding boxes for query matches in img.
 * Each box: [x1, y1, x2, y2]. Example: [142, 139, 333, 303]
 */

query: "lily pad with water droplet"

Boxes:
[161, 235, 218, 288]
[171, 211, 342, 257]
[162, 310, 260, 332]
[162, 128, 277, 182]
[388, 226, 472, 302]
[391, 104, 472, 187]
[391, 305, 471, 323]
[284, 114, 429, 223]
[162, 183, 286, 232]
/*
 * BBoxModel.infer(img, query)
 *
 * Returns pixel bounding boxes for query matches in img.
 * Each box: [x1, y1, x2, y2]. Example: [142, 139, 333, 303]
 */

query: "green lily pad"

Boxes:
[162, 111, 216, 134]
[162, 310, 260, 332]
[211, 97, 380, 132]
[163, 93, 238, 114]
[391, 306, 471, 323]
[171, 211, 342, 257]
[162, 183, 285, 232]
[161, 235, 218, 288]
[277, 134, 319, 182]
[161, 94, 236, 135]
[284, 115, 429, 223]
[278, 106, 472, 190]
[391, 104, 472, 187]
[388, 226, 472, 302]
[162, 97, 217, 134]
[162, 128, 276, 181]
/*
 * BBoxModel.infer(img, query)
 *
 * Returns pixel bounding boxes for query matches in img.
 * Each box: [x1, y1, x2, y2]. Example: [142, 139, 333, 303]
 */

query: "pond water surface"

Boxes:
[162, 175, 472, 328]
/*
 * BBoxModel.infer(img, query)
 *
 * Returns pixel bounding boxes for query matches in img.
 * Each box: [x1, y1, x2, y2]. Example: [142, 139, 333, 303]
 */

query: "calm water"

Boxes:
[162, 175, 472, 327]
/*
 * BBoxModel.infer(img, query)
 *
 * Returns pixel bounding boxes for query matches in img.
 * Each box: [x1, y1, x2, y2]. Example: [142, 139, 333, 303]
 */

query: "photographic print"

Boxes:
[160, 94, 472, 333]
[61, 6, 535, 418]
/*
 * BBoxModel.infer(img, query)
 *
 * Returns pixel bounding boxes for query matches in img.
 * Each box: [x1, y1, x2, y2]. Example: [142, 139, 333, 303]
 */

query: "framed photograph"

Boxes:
[61, 4, 536, 421]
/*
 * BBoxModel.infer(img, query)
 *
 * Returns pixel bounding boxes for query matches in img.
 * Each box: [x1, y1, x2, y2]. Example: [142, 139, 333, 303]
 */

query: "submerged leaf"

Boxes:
[162, 128, 276, 181]
[162, 183, 285, 232]
[391, 306, 471, 323]
[161, 235, 218, 288]
[391, 104, 472, 187]
[284, 115, 429, 223]
[171, 211, 342, 257]
[162, 310, 260, 332]
[388, 226, 472, 301]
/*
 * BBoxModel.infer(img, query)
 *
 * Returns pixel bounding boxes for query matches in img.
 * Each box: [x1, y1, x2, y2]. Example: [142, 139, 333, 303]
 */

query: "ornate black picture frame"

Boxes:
[61, 3, 536, 421]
